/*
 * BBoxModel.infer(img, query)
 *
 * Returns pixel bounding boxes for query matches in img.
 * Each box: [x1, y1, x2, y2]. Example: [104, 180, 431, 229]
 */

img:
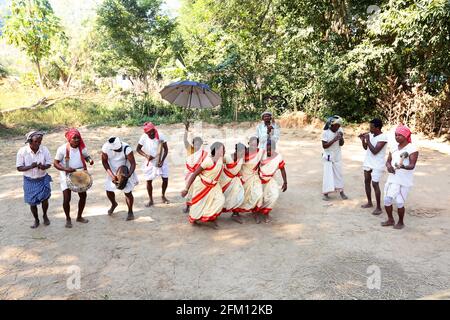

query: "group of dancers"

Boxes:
[16, 111, 287, 229]
[16, 111, 418, 230]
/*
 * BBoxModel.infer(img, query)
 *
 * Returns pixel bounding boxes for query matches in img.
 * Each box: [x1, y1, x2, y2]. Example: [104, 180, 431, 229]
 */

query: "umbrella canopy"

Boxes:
[159, 80, 221, 109]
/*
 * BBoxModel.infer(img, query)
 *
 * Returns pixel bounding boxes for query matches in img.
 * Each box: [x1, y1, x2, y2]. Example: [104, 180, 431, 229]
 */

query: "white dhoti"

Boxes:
[143, 161, 169, 181]
[322, 159, 344, 194]
[105, 172, 139, 193]
[384, 182, 409, 208]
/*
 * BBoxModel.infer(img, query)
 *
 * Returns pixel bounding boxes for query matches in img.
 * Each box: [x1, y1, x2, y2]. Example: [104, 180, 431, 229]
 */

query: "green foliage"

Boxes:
[2, 0, 66, 87]
[92, 0, 176, 88]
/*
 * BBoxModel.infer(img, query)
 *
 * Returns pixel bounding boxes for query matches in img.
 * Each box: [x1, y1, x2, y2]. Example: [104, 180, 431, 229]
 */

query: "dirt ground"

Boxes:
[0, 123, 449, 300]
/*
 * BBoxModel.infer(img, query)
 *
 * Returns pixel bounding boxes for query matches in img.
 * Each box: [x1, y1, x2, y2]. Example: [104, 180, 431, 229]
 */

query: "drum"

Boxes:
[114, 165, 129, 190]
[66, 170, 93, 193]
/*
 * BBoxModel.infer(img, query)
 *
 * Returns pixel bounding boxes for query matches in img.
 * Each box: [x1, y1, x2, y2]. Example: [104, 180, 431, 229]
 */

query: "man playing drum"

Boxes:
[136, 122, 169, 207]
[54, 128, 94, 228]
[101, 136, 139, 221]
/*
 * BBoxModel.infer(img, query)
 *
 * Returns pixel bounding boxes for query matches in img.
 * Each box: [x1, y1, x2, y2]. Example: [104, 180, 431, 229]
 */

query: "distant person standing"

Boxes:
[359, 119, 388, 215]
[382, 125, 419, 230]
[256, 111, 280, 150]
[16, 131, 53, 228]
[321, 115, 348, 201]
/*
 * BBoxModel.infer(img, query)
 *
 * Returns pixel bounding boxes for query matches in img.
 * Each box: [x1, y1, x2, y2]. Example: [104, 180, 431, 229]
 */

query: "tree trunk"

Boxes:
[35, 60, 45, 92]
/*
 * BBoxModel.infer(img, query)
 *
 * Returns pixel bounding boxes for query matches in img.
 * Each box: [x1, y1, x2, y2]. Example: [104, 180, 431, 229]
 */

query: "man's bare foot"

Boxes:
[108, 202, 118, 215]
[372, 208, 382, 215]
[322, 194, 331, 201]
[162, 196, 170, 204]
[394, 223, 405, 230]
[361, 203, 373, 208]
[381, 220, 395, 227]
[264, 215, 272, 223]
[30, 220, 39, 229]
[145, 200, 154, 207]
[126, 213, 135, 221]
[65, 220, 72, 228]
[340, 192, 348, 200]
[43, 216, 50, 226]
[231, 214, 243, 224]
[76, 217, 89, 223]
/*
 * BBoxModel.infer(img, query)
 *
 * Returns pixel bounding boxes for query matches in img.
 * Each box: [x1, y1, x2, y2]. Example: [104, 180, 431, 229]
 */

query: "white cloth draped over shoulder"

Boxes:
[321, 128, 344, 194]
[187, 155, 225, 223]
[235, 149, 264, 213]
[184, 148, 208, 202]
[257, 153, 285, 215]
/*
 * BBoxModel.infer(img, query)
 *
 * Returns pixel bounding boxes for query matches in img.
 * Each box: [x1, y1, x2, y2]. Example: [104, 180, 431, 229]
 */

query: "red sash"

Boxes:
[188, 165, 223, 206]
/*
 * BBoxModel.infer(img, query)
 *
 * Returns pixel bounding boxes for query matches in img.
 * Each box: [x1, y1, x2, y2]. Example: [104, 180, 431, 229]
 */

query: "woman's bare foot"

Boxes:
[162, 196, 170, 204]
[254, 213, 262, 224]
[43, 216, 50, 226]
[231, 214, 243, 224]
[381, 220, 395, 227]
[394, 222, 405, 230]
[182, 206, 190, 214]
[372, 208, 382, 215]
[108, 202, 118, 215]
[126, 213, 135, 221]
[340, 192, 348, 200]
[76, 217, 89, 223]
[263, 215, 272, 223]
[361, 203, 373, 208]
[30, 220, 40, 229]
[322, 194, 331, 201]
[145, 200, 154, 207]
[65, 219, 73, 228]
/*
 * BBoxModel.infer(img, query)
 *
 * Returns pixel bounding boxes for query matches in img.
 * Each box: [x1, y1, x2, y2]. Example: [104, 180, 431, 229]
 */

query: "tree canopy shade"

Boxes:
[92, 0, 176, 91]
[175, 0, 450, 131]
[2, 0, 66, 90]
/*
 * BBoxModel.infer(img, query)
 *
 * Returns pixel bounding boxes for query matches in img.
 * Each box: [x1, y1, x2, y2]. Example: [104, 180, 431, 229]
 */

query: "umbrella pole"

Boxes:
[185, 86, 194, 127]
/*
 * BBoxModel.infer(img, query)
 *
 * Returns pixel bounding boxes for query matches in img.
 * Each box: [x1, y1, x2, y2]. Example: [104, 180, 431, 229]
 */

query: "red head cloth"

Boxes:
[395, 125, 412, 143]
[65, 128, 86, 150]
[143, 122, 159, 140]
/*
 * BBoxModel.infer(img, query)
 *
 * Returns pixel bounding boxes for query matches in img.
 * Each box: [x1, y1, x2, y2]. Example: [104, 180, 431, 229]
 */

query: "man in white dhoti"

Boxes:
[101, 136, 139, 221]
[321, 115, 348, 201]
[382, 125, 419, 230]
[256, 111, 280, 150]
[136, 122, 169, 207]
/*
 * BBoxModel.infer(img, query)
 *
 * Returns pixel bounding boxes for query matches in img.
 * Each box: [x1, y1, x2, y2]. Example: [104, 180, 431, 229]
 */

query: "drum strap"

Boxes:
[123, 145, 130, 166]
[65, 143, 87, 175]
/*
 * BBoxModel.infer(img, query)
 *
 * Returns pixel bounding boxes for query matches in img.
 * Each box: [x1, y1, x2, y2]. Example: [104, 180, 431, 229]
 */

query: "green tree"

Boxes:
[93, 0, 175, 92]
[2, 0, 66, 90]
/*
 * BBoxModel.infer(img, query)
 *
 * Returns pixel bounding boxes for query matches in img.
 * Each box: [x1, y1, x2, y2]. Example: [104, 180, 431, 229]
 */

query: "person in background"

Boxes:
[321, 115, 348, 201]
[256, 111, 280, 150]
